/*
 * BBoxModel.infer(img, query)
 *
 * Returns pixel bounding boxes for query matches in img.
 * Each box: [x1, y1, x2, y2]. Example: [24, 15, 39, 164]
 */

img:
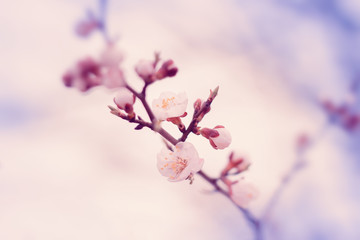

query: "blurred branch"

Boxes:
[261, 124, 329, 223]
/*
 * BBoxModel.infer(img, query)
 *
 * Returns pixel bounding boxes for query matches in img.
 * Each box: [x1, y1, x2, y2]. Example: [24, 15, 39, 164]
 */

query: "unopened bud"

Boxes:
[194, 99, 202, 112]
[113, 88, 136, 111]
[135, 60, 155, 83]
[200, 128, 220, 139]
[62, 71, 74, 87]
[156, 59, 178, 80]
[202, 126, 231, 150]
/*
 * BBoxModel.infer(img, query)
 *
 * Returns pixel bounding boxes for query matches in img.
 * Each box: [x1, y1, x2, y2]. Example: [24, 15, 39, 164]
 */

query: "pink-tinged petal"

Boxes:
[157, 142, 203, 182]
[155, 59, 178, 79]
[152, 92, 188, 120]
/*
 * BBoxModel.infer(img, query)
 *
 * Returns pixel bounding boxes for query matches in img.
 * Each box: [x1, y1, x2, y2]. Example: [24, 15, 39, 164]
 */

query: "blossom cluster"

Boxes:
[62, 44, 125, 92]
[321, 98, 360, 132]
[63, 45, 257, 208]
[63, 1, 258, 214]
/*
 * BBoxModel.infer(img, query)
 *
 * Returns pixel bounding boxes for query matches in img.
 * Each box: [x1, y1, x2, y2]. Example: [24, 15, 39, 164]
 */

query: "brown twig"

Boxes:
[179, 86, 219, 142]
[126, 84, 155, 122]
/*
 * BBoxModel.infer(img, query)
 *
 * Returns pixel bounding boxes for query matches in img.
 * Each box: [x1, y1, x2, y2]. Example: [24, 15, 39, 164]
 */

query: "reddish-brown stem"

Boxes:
[179, 95, 214, 142]
[126, 84, 155, 122]
[157, 127, 178, 145]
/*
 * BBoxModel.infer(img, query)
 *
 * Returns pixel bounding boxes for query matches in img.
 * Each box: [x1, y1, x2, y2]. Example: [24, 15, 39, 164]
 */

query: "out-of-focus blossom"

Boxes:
[157, 142, 203, 182]
[230, 180, 259, 208]
[152, 92, 188, 120]
[99, 45, 126, 88]
[321, 98, 360, 132]
[100, 44, 124, 68]
[135, 60, 155, 83]
[113, 88, 135, 112]
[102, 67, 126, 89]
[62, 57, 102, 92]
[155, 59, 178, 80]
[134, 56, 178, 84]
[221, 152, 251, 176]
[62, 44, 127, 91]
[75, 16, 99, 38]
[296, 133, 311, 152]
[201, 126, 232, 150]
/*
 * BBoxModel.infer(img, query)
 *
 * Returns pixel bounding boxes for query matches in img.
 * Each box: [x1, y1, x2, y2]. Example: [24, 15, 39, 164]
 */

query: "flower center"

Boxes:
[161, 97, 175, 109]
[170, 156, 188, 176]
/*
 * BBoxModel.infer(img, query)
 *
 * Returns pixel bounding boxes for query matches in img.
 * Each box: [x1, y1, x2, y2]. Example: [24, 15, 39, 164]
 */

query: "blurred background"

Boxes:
[1, 0, 360, 239]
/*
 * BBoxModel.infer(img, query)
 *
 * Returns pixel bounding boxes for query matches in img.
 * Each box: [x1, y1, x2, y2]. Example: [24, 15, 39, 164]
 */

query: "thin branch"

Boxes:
[126, 84, 156, 122]
[179, 87, 219, 142]
[157, 127, 179, 145]
[261, 124, 329, 222]
[261, 157, 305, 221]
[197, 170, 262, 240]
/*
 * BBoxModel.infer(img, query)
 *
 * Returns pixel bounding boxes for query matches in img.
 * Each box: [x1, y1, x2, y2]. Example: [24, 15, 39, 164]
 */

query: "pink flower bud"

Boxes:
[113, 88, 136, 111]
[230, 152, 251, 173]
[135, 60, 155, 83]
[62, 71, 74, 87]
[201, 126, 231, 150]
[155, 59, 178, 80]
[193, 99, 202, 112]
[200, 128, 220, 139]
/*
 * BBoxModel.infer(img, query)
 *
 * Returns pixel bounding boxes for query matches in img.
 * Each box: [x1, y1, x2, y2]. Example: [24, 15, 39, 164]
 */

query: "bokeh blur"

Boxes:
[1, 0, 360, 239]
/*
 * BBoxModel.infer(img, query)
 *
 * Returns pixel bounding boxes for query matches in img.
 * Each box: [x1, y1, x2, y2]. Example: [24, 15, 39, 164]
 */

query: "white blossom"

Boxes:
[157, 142, 203, 182]
[152, 92, 188, 120]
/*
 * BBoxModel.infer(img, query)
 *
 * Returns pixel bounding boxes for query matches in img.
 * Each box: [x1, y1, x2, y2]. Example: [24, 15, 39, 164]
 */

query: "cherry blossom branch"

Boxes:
[108, 105, 152, 128]
[123, 84, 180, 146]
[68, 2, 260, 239]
